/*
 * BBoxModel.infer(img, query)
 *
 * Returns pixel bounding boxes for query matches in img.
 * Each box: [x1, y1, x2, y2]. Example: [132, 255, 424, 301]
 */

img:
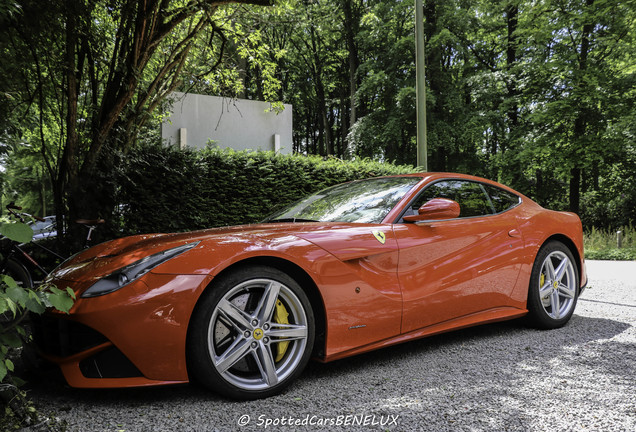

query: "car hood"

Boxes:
[50, 222, 396, 284]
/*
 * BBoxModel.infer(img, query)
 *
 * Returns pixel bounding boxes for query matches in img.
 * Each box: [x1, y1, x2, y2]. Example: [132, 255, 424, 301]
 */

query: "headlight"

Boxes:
[81, 241, 200, 298]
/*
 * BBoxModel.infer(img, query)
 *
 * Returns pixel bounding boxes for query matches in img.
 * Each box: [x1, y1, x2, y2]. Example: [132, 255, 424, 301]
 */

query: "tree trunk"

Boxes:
[342, 0, 359, 136]
[56, 0, 275, 249]
[339, 92, 347, 158]
[424, 0, 443, 170]
[505, 2, 519, 132]
[58, 1, 82, 251]
[310, 28, 331, 156]
[569, 167, 581, 214]
[569, 0, 595, 215]
[504, 2, 521, 183]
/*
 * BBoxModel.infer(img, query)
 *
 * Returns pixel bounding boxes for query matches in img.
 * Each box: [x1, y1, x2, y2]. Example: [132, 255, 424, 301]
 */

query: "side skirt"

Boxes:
[318, 307, 528, 363]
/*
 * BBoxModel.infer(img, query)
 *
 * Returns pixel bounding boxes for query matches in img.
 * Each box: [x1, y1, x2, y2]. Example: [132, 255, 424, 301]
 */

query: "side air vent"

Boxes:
[79, 346, 143, 378]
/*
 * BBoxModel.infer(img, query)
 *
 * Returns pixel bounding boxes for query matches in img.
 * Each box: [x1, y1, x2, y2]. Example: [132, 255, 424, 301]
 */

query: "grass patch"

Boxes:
[584, 225, 636, 260]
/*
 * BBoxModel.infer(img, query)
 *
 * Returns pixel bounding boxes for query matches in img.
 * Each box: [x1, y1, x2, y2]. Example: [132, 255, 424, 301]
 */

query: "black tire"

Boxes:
[188, 265, 315, 400]
[3, 258, 33, 289]
[527, 241, 579, 329]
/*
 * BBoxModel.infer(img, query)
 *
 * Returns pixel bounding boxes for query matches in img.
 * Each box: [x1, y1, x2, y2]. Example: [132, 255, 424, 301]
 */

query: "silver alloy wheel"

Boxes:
[207, 278, 309, 391]
[537, 250, 577, 319]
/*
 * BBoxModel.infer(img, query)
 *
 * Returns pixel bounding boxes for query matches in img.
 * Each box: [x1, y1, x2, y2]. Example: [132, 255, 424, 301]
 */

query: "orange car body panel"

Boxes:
[40, 173, 586, 388]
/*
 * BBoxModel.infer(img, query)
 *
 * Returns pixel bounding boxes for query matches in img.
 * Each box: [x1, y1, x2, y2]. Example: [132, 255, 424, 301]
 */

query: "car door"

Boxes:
[393, 179, 525, 333]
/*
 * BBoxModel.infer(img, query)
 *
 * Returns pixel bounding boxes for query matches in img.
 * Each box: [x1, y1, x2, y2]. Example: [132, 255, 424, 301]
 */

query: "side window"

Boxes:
[408, 180, 494, 218]
[454, 181, 494, 217]
[485, 185, 520, 213]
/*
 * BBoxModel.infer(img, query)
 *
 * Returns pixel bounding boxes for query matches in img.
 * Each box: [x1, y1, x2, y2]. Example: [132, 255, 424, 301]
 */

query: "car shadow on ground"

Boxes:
[302, 313, 631, 377]
[27, 313, 631, 409]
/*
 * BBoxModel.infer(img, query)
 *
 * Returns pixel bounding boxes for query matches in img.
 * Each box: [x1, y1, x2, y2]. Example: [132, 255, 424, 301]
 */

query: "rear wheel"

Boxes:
[3, 258, 33, 289]
[188, 266, 314, 399]
[527, 241, 579, 329]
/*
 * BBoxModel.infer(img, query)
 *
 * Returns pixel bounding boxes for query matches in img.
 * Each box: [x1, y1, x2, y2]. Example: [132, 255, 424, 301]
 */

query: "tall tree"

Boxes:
[3, 0, 634, 230]
[341, 0, 363, 152]
[349, 0, 417, 163]
[517, 0, 634, 212]
[1, 0, 274, 247]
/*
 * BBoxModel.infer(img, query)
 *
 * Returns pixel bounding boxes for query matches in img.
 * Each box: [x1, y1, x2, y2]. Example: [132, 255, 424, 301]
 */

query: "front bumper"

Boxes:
[33, 272, 211, 388]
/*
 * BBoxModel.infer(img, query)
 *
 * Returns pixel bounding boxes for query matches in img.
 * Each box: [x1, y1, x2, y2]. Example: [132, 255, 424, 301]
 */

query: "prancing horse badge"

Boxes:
[372, 230, 386, 244]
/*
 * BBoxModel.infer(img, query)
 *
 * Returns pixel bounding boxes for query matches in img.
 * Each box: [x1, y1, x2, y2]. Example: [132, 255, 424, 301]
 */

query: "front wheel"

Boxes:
[188, 266, 315, 400]
[527, 241, 579, 329]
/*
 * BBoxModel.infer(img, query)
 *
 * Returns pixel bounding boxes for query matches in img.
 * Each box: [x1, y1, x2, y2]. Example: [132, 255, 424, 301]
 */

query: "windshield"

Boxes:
[264, 176, 422, 224]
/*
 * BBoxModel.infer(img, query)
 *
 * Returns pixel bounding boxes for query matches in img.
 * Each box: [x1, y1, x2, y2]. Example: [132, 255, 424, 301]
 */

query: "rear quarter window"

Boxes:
[485, 185, 521, 213]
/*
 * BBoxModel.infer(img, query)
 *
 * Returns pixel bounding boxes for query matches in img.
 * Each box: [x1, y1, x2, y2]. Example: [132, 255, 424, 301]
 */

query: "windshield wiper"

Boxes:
[265, 218, 320, 223]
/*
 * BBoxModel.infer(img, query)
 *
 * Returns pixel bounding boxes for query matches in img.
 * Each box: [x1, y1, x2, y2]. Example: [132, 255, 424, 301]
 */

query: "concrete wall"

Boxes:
[161, 92, 293, 154]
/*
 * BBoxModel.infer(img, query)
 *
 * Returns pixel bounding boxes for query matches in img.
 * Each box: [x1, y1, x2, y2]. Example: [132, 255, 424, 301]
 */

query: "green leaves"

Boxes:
[47, 286, 76, 313]
[1, 228, 76, 389]
[1, 278, 75, 321]
[0, 279, 76, 387]
[0, 222, 33, 244]
[0, 360, 8, 382]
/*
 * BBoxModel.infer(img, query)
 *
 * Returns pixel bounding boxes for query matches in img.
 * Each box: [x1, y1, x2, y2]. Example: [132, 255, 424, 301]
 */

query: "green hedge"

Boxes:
[116, 146, 415, 235]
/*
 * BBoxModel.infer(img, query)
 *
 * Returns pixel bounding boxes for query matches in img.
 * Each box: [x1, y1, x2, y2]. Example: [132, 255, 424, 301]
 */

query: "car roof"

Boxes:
[380, 172, 530, 223]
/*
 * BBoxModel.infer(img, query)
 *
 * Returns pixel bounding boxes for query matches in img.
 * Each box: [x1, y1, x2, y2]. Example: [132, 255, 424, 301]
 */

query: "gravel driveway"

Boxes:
[29, 260, 635, 432]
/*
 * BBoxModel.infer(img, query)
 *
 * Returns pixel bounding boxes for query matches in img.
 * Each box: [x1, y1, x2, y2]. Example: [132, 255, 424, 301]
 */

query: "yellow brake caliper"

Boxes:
[540, 273, 548, 304]
[273, 299, 290, 362]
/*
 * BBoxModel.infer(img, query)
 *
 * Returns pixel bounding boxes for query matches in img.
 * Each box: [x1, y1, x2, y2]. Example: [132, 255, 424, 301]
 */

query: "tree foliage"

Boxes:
[1, 0, 276, 250]
[1, 0, 635, 231]
[251, 0, 634, 225]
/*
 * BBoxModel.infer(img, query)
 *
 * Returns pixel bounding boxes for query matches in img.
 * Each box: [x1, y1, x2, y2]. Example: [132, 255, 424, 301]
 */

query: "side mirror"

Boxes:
[403, 198, 460, 222]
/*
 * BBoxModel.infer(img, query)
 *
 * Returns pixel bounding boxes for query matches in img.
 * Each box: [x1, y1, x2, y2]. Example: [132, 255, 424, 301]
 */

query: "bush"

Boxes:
[116, 146, 415, 235]
[0, 220, 74, 430]
[584, 225, 636, 260]
[579, 156, 636, 230]
[585, 248, 636, 261]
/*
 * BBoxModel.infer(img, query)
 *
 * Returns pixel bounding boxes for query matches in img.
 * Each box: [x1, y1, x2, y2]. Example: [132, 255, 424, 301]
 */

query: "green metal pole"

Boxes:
[415, 0, 427, 171]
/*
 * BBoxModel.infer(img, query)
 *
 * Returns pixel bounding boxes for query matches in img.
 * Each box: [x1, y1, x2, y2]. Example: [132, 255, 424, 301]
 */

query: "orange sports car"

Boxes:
[34, 173, 586, 399]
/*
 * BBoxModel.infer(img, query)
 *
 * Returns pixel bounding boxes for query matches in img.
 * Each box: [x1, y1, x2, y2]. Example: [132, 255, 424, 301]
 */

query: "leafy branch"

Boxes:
[0, 219, 75, 429]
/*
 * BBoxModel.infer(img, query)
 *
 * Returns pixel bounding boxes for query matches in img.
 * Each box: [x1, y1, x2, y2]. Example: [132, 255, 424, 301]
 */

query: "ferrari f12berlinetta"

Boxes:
[34, 173, 586, 399]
